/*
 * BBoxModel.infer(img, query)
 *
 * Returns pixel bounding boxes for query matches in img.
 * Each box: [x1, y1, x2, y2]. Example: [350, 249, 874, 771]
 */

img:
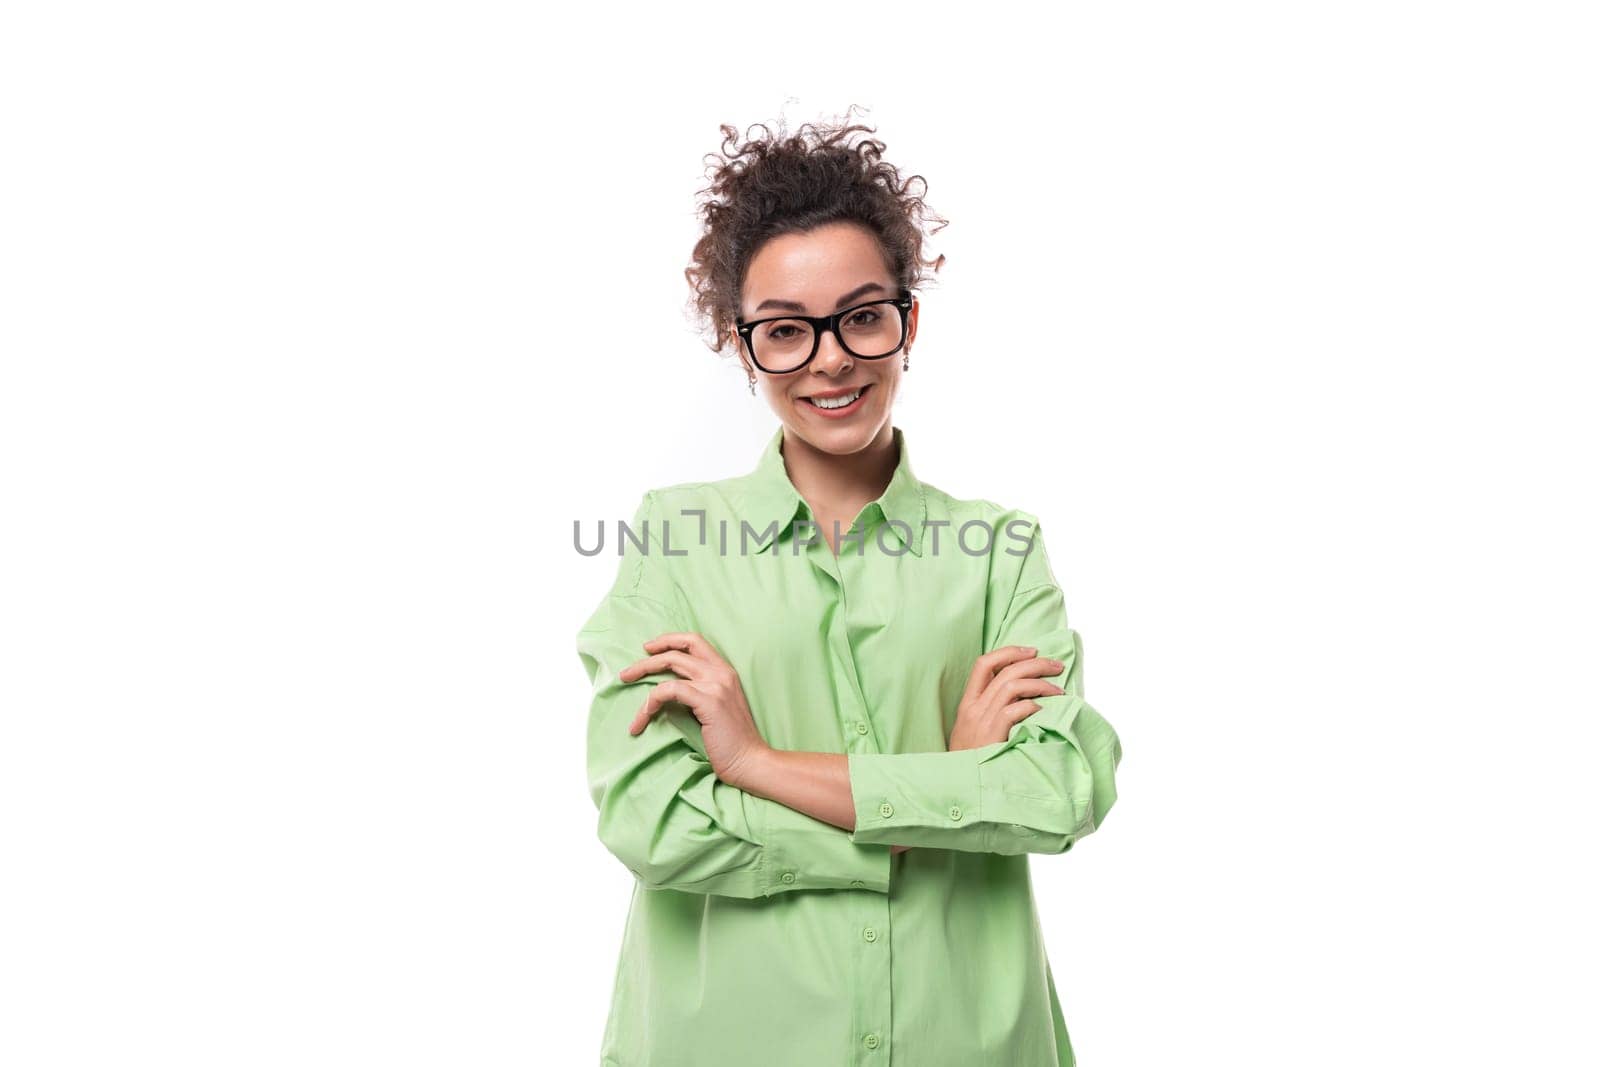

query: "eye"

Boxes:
[843, 307, 883, 328]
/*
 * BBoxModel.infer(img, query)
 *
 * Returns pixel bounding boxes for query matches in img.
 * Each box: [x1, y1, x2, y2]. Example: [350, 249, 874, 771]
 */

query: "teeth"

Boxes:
[810, 388, 862, 410]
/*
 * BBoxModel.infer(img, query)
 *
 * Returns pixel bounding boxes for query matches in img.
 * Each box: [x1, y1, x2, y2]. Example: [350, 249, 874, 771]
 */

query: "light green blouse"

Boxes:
[577, 424, 1123, 1066]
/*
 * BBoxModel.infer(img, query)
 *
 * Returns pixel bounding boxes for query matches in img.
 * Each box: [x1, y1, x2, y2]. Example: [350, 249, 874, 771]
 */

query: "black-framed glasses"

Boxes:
[736, 290, 913, 374]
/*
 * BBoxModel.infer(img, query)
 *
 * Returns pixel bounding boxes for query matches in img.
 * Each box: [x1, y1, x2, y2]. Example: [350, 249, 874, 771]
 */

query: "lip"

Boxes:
[803, 384, 871, 400]
[799, 382, 872, 419]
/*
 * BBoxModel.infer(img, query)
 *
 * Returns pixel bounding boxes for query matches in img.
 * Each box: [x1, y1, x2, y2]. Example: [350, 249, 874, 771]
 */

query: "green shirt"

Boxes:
[577, 424, 1123, 1067]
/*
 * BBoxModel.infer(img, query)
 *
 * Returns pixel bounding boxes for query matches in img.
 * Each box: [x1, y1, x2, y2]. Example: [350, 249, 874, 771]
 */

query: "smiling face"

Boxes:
[733, 221, 919, 456]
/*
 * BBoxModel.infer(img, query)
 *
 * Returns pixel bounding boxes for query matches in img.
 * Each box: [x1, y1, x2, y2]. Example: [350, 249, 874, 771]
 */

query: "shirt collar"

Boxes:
[736, 424, 928, 556]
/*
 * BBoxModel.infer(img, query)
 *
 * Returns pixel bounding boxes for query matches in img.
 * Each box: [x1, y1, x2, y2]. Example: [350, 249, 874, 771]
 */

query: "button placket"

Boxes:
[855, 890, 893, 1063]
[820, 529, 893, 1066]
[823, 542, 881, 759]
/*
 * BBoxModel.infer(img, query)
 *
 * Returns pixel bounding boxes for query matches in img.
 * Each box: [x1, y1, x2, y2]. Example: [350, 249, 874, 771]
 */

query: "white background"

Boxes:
[3, 3, 1596, 1064]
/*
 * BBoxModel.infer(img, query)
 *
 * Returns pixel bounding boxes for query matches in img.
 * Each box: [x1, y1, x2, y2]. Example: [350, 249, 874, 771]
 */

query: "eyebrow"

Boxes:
[753, 282, 889, 315]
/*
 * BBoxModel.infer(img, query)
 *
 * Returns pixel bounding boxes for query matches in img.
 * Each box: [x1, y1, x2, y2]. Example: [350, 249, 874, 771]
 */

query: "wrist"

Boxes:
[725, 743, 777, 792]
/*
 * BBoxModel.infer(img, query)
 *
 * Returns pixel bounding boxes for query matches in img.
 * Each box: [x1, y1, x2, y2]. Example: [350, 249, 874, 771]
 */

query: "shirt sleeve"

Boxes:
[579, 490, 894, 898]
[846, 517, 1123, 856]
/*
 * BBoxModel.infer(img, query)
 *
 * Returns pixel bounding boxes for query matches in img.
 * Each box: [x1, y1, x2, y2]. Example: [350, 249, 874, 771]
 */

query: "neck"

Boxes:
[778, 424, 898, 518]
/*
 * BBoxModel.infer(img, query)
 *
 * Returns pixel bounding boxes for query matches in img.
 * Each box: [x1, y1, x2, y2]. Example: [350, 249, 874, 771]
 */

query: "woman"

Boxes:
[577, 113, 1123, 1067]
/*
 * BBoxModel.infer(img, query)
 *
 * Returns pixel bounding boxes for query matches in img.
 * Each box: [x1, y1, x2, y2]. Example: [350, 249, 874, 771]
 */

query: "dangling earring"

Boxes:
[748, 374, 757, 396]
[903, 350, 910, 372]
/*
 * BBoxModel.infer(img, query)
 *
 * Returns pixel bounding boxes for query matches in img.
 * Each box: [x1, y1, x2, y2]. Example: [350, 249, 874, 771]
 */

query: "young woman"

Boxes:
[577, 113, 1123, 1067]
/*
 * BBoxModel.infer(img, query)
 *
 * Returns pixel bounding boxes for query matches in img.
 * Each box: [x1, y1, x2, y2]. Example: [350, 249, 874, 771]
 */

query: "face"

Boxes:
[733, 221, 919, 456]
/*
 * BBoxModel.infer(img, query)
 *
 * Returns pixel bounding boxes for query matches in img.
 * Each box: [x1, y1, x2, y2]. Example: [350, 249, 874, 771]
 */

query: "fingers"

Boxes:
[627, 678, 708, 736]
[991, 655, 1067, 686]
[644, 632, 728, 666]
[1002, 699, 1042, 727]
[963, 646, 1039, 704]
[642, 632, 745, 694]
[622, 633, 743, 739]
[989, 676, 1066, 706]
[619, 648, 704, 683]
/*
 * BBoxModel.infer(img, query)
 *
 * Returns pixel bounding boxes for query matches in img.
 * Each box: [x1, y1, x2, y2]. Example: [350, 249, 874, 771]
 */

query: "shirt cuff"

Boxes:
[847, 745, 1088, 853]
[757, 796, 893, 894]
[847, 747, 991, 848]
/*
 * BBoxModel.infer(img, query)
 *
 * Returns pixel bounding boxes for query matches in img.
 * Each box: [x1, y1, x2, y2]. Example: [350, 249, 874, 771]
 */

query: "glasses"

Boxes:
[735, 290, 913, 373]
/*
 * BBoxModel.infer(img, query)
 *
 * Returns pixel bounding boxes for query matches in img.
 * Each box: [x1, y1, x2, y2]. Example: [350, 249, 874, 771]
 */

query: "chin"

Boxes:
[782, 403, 890, 455]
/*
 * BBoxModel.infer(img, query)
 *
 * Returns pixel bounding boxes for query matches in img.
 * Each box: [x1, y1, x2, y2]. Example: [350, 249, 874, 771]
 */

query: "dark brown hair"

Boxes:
[684, 105, 948, 360]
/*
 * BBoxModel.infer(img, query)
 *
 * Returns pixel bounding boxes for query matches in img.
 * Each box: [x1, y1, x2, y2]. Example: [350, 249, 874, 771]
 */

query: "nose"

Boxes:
[811, 327, 854, 375]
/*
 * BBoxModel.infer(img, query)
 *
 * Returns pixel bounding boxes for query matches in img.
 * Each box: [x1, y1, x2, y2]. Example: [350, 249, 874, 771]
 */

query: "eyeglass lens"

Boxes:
[749, 302, 904, 372]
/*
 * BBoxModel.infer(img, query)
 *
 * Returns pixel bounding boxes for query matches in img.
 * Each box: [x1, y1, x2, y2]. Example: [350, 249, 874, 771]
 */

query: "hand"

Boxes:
[948, 645, 1066, 751]
[621, 631, 771, 788]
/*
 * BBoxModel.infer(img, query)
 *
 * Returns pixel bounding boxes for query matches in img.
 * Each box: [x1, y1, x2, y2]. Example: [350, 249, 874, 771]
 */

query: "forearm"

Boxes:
[736, 748, 911, 853]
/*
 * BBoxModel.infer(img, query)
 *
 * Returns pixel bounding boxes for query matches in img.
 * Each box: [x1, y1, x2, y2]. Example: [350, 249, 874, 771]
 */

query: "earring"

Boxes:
[903, 351, 910, 372]
[748, 375, 757, 395]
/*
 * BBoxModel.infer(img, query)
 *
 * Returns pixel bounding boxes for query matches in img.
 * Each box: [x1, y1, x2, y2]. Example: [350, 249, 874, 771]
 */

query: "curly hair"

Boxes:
[684, 105, 948, 360]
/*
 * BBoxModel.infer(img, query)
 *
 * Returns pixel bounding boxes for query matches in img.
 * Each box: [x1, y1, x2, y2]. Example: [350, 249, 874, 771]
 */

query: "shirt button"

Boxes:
[948, 805, 963, 821]
[862, 926, 878, 942]
[855, 721, 869, 735]
[863, 1034, 880, 1050]
[780, 871, 796, 884]
[878, 801, 894, 819]
[849, 879, 864, 888]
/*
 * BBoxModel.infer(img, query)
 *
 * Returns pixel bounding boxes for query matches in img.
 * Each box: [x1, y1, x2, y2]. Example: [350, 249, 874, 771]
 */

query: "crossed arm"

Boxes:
[639, 638, 1073, 856]
[583, 611, 1116, 900]
[731, 748, 906, 851]
[579, 516, 1122, 899]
